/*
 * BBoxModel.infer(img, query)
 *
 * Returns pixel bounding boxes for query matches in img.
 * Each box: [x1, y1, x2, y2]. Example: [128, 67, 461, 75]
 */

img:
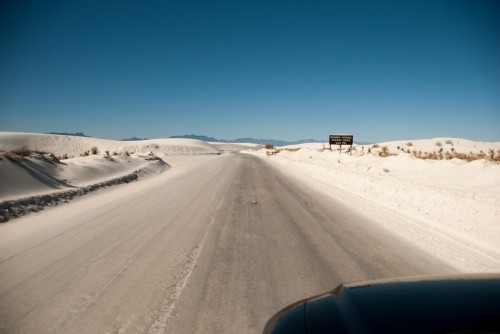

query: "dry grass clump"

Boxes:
[445, 139, 453, 145]
[378, 146, 393, 157]
[452, 152, 467, 160]
[346, 146, 357, 154]
[6, 147, 48, 157]
[420, 152, 442, 160]
[435, 141, 442, 147]
[406, 142, 413, 147]
[489, 149, 495, 160]
[372, 144, 380, 148]
[3, 149, 63, 165]
[91, 146, 99, 155]
[8, 148, 33, 157]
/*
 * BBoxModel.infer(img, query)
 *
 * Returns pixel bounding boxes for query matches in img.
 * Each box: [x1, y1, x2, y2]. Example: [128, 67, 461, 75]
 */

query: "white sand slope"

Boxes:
[0, 132, 221, 218]
[0, 132, 220, 157]
[246, 138, 500, 272]
[0, 152, 167, 201]
[2, 132, 499, 272]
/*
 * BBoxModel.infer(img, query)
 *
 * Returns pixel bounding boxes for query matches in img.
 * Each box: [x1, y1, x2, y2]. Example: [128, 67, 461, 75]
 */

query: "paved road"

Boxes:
[0, 153, 453, 333]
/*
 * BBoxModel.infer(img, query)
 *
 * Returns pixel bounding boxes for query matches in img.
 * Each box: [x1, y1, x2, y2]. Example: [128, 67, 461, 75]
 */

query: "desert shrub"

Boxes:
[368, 148, 371, 154]
[372, 144, 380, 148]
[379, 146, 391, 157]
[383, 168, 390, 173]
[265, 144, 274, 150]
[91, 146, 98, 155]
[11, 148, 31, 157]
[59, 153, 69, 160]
[435, 141, 442, 147]
[8, 147, 45, 157]
[466, 154, 482, 162]
[445, 140, 453, 145]
[105, 150, 110, 157]
[422, 152, 439, 160]
[7, 147, 50, 158]
[113, 151, 118, 156]
[123, 151, 130, 157]
[406, 142, 413, 147]
[81, 151, 89, 157]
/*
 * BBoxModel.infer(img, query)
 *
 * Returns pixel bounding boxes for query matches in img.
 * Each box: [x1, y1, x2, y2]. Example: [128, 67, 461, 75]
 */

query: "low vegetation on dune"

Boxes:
[2, 147, 49, 158]
[1, 148, 63, 165]
[277, 142, 500, 163]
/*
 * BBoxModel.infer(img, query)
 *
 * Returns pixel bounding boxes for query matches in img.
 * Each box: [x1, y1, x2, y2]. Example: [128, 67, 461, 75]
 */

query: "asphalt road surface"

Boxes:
[0, 153, 453, 333]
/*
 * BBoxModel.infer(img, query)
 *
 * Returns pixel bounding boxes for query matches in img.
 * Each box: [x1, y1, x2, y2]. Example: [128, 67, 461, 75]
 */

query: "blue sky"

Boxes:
[1, 0, 499, 142]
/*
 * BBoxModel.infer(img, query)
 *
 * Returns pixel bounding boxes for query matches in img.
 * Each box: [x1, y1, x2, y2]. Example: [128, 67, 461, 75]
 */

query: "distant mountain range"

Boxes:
[48, 132, 89, 137]
[121, 137, 149, 141]
[48, 133, 149, 141]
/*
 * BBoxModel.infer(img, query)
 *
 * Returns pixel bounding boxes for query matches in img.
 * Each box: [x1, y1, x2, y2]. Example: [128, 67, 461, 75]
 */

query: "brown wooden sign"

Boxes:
[329, 135, 353, 146]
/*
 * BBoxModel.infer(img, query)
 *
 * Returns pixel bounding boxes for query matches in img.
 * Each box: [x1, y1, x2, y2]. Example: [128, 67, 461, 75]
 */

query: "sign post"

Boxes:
[329, 135, 353, 153]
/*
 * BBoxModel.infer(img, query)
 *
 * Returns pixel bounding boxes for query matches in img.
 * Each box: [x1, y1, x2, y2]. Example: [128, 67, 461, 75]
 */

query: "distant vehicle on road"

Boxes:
[264, 274, 500, 334]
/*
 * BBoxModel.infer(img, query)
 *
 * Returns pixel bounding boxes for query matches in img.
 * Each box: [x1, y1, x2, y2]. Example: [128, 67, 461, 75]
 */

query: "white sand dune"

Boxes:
[0, 131, 220, 207]
[0, 152, 167, 201]
[0, 132, 220, 157]
[246, 137, 500, 271]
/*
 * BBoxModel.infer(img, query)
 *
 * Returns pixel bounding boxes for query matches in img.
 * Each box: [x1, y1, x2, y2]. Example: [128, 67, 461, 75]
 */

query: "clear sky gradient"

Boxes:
[1, 0, 499, 142]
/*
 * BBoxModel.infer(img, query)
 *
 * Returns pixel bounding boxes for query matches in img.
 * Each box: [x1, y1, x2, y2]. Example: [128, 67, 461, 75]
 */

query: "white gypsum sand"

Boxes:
[0, 132, 220, 158]
[245, 138, 500, 272]
[0, 132, 221, 220]
[2, 132, 499, 272]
